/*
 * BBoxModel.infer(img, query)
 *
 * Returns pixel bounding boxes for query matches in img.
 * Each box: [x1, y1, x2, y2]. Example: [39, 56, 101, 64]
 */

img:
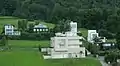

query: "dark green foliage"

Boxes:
[83, 41, 100, 55]
[35, 21, 39, 25]
[8, 31, 54, 41]
[88, 43, 100, 54]
[98, 29, 115, 39]
[0, 36, 7, 46]
[1, 0, 120, 47]
[104, 49, 120, 63]
[18, 19, 28, 31]
[116, 32, 120, 49]
[28, 23, 34, 33]
[53, 19, 70, 33]
[0, 0, 120, 33]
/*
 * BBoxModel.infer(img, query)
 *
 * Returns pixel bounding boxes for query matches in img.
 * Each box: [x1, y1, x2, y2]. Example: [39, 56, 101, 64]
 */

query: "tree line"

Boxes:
[1, 0, 120, 39]
[1, 0, 120, 34]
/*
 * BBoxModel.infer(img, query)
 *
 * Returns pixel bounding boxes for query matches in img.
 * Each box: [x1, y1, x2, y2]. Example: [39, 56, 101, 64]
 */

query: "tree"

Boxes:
[18, 20, 28, 31]
[106, 14, 120, 33]
[35, 21, 39, 25]
[116, 31, 120, 49]
[2, 0, 17, 15]
[104, 49, 120, 64]
[88, 43, 100, 55]
[53, 19, 70, 33]
[28, 23, 34, 33]
[0, 36, 7, 46]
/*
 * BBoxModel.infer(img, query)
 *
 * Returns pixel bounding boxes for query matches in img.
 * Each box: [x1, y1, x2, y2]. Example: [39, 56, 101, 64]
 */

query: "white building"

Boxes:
[4, 24, 21, 35]
[42, 21, 86, 59]
[33, 24, 49, 32]
[87, 30, 98, 43]
[70, 21, 77, 36]
[87, 30, 106, 43]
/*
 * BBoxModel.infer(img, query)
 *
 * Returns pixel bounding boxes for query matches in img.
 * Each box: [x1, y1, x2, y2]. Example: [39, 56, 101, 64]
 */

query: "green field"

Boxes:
[0, 17, 19, 32]
[0, 50, 101, 66]
[79, 28, 88, 37]
[8, 40, 50, 48]
[0, 40, 102, 66]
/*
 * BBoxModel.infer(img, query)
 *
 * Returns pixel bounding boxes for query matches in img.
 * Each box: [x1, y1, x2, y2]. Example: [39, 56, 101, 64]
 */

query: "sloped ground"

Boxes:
[0, 40, 102, 66]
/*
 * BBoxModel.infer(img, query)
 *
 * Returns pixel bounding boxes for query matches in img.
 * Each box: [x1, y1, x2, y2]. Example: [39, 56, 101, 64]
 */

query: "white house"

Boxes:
[87, 30, 98, 43]
[42, 21, 86, 59]
[33, 24, 49, 32]
[87, 30, 106, 43]
[4, 24, 21, 35]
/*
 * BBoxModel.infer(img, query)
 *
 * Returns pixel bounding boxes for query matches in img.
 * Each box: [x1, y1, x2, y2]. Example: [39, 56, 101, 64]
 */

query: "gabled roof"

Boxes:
[34, 24, 47, 28]
[4, 24, 12, 26]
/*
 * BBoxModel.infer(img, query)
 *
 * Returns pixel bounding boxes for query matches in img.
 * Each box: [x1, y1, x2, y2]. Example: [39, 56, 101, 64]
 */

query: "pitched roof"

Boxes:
[34, 24, 47, 28]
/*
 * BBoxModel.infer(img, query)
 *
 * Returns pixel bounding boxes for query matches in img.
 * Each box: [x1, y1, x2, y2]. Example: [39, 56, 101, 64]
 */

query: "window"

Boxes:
[40, 29, 42, 31]
[79, 45, 83, 47]
[76, 55, 77, 58]
[46, 29, 48, 31]
[6, 29, 12, 31]
[37, 29, 39, 31]
[34, 29, 36, 32]
[59, 39, 65, 48]
[6, 33, 12, 35]
[43, 29, 45, 31]
[80, 51, 83, 54]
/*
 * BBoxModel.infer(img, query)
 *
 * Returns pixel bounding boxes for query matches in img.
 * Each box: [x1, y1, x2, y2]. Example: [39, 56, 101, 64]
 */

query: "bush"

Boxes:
[104, 49, 120, 63]
[98, 29, 115, 39]
[19, 32, 54, 40]
[8, 36, 20, 40]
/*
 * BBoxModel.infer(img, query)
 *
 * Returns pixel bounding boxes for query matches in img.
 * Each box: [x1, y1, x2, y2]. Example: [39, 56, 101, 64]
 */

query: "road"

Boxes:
[98, 56, 110, 66]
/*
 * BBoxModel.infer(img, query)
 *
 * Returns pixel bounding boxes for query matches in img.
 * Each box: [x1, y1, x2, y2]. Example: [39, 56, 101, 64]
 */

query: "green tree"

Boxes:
[18, 20, 28, 31]
[35, 21, 39, 25]
[116, 32, 120, 49]
[0, 36, 7, 46]
[28, 23, 34, 33]
[88, 43, 100, 55]
[53, 19, 70, 33]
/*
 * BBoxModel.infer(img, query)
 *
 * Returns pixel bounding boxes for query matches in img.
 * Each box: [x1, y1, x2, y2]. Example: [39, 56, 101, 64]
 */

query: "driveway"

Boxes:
[98, 56, 109, 66]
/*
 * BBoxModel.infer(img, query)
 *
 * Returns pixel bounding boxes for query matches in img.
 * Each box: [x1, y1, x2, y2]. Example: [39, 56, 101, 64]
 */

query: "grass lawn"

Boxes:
[0, 50, 45, 66]
[79, 28, 88, 37]
[0, 40, 102, 66]
[0, 17, 19, 32]
[8, 40, 50, 48]
[106, 39, 116, 42]
[0, 49, 101, 66]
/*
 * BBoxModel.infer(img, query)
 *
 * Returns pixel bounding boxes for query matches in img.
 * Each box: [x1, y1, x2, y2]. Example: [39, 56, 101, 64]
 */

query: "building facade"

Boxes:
[42, 21, 86, 59]
[4, 24, 21, 35]
[87, 30, 106, 43]
[48, 36, 85, 59]
[33, 24, 49, 32]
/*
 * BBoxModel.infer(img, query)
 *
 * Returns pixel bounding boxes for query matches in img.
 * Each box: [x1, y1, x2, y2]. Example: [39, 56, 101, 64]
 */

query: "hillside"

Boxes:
[0, 16, 55, 33]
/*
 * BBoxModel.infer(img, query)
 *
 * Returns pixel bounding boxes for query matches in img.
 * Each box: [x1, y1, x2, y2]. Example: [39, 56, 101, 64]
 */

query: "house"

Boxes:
[87, 30, 99, 43]
[87, 30, 106, 43]
[41, 21, 86, 59]
[4, 24, 21, 35]
[33, 24, 49, 32]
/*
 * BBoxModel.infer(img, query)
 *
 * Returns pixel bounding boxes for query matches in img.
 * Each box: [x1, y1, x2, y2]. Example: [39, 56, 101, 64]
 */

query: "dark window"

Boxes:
[6, 29, 12, 31]
[76, 55, 77, 57]
[79, 45, 83, 47]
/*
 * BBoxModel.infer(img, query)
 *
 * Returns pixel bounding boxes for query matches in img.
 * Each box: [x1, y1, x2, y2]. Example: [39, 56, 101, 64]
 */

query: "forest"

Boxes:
[1, 0, 120, 38]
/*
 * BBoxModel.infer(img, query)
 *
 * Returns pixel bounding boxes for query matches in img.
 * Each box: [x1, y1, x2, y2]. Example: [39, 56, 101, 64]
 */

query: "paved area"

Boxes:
[98, 56, 109, 66]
